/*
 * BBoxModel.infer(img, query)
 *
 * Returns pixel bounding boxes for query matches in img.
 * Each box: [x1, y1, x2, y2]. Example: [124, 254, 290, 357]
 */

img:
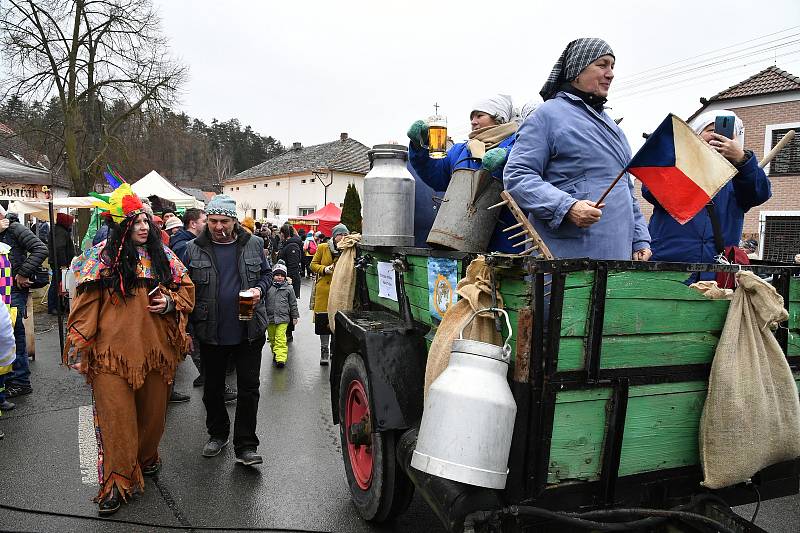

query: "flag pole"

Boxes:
[594, 166, 628, 206]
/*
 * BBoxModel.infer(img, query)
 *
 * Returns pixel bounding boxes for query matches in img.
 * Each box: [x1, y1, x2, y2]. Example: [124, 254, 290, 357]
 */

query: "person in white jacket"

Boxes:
[0, 301, 17, 437]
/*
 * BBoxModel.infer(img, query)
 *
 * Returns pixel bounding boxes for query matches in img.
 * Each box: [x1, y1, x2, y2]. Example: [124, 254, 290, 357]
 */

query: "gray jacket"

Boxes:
[265, 282, 299, 325]
[184, 226, 272, 344]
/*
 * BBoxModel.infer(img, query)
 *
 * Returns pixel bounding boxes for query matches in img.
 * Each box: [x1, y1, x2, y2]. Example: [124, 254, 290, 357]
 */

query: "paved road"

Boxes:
[1, 277, 797, 532]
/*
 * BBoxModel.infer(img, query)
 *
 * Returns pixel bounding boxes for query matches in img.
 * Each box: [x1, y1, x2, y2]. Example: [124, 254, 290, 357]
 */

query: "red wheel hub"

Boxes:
[345, 379, 373, 490]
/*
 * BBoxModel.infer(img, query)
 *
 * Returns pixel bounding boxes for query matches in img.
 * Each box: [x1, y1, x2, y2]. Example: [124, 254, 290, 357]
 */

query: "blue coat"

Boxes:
[644, 152, 771, 266]
[409, 134, 518, 253]
[503, 92, 650, 260]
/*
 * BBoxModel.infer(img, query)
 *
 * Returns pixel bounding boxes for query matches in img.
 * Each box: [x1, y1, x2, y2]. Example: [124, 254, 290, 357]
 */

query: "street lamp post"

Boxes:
[312, 169, 333, 205]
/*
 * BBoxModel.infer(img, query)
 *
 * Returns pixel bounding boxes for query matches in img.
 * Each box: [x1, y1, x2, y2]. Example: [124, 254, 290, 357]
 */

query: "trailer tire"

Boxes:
[339, 353, 414, 522]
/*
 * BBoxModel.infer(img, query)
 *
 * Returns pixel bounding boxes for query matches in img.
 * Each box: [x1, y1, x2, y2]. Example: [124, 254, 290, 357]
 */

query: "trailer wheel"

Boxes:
[339, 353, 414, 522]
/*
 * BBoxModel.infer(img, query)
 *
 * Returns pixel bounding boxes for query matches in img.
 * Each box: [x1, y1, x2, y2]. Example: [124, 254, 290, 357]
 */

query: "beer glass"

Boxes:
[428, 115, 447, 159]
[238, 289, 256, 321]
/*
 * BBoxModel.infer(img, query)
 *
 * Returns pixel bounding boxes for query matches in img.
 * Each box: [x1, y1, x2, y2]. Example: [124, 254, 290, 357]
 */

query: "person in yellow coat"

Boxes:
[310, 223, 348, 365]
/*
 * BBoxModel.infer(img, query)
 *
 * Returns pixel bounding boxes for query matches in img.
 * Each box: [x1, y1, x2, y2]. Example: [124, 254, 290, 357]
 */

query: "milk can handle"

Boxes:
[458, 307, 513, 361]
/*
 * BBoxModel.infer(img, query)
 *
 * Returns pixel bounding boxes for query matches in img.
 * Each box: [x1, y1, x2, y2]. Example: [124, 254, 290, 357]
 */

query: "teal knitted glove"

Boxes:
[407, 119, 429, 149]
[482, 147, 509, 172]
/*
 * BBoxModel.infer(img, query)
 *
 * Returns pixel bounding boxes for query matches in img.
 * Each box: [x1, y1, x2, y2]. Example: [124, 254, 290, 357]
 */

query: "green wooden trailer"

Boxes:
[330, 245, 800, 532]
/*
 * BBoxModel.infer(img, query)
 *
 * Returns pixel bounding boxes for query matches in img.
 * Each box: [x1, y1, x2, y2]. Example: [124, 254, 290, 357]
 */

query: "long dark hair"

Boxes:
[103, 214, 172, 295]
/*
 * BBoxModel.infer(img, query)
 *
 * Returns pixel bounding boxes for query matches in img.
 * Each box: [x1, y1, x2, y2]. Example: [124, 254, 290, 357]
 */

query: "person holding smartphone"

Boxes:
[643, 110, 772, 274]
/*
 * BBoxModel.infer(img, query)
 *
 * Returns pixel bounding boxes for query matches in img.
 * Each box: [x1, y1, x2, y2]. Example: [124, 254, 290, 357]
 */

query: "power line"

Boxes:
[618, 25, 800, 82]
[614, 41, 800, 95]
[613, 51, 800, 103]
[616, 33, 800, 89]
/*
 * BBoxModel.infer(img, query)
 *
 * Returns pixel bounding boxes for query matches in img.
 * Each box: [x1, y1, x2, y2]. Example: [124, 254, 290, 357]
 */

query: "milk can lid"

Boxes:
[368, 144, 408, 164]
[451, 338, 509, 363]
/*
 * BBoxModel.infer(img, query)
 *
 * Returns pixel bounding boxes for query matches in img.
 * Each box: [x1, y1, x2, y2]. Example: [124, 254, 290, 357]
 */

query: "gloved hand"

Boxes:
[407, 119, 429, 149]
[482, 147, 509, 173]
[324, 265, 334, 275]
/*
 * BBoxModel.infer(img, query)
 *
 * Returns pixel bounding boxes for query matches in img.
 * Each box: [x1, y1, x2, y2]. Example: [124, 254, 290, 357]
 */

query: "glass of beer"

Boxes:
[428, 115, 447, 159]
[238, 289, 256, 321]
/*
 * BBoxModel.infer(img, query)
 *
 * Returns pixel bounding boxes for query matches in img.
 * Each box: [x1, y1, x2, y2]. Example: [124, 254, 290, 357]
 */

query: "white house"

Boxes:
[224, 133, 370, 221]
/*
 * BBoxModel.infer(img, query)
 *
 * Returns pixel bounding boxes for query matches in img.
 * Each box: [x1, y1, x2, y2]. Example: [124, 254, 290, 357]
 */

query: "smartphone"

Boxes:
[147, 286, 160, 305]
[714, 115, 735, 139]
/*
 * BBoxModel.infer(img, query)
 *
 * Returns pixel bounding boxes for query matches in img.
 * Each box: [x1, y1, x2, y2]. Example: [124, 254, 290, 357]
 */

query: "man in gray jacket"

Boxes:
[184, 195, 272, 467]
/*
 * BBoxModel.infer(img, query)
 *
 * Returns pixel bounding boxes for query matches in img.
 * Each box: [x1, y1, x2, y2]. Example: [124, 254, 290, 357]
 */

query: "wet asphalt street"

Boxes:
[0, 278, 443, 533]
[1, 277, 798, 532]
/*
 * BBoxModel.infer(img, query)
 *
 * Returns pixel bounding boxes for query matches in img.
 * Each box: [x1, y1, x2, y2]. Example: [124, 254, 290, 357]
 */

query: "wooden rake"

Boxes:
[487, 191, 554, 260]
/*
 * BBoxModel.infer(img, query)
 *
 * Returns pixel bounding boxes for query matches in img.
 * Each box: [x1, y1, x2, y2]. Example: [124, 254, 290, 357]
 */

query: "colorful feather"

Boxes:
[103, 171, 121, 190]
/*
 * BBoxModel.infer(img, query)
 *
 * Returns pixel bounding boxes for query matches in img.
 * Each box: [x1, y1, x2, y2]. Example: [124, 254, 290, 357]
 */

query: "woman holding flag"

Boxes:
[504, 38, 651, 260]
[643, 110, 771, 271]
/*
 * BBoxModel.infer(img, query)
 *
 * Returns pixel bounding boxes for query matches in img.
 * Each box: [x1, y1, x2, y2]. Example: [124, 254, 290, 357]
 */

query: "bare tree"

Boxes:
[0, 0, 187, 231]
[210, 148, 233, 192]
[264, 201, 282, 217]
[238, 200, 252, 218]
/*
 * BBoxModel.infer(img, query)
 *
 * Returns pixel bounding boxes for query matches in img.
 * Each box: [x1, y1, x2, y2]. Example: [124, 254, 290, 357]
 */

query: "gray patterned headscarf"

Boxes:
[540, 38, 614, 101]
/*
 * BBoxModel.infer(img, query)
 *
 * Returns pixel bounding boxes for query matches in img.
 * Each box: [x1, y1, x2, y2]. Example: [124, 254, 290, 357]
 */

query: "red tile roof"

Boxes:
[709, 66, 800, 101]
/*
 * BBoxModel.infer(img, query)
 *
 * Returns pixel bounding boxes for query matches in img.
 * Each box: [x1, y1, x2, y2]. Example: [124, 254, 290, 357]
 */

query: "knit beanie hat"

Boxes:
[206, 195, 238, 219]
[165, 217, 183, 232]
[241, 216, 255, 233]
[273, 259, 287, 275]
[331, 223, 349, 240]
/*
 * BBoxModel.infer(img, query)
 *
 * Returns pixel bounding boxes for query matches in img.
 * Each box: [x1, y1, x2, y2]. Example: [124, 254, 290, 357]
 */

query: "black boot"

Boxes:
[97, 486, 121, 516]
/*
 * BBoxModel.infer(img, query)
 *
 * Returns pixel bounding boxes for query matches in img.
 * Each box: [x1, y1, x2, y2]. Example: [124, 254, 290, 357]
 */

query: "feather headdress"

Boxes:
[89, 168, 144, 222]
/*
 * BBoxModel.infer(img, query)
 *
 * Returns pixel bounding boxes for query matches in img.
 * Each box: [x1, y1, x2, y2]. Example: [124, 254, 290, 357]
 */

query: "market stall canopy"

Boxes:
[294, 202, 342, 236]
[131, 170, 204, 209]
[9, 197, 97, 219]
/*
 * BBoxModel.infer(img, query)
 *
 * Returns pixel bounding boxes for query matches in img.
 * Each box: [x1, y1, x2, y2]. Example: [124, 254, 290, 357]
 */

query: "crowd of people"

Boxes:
[0, 34, 794, 518]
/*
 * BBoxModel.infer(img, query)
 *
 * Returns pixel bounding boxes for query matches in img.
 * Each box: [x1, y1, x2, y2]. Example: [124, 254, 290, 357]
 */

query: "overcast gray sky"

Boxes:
[155, 0, 800, 153]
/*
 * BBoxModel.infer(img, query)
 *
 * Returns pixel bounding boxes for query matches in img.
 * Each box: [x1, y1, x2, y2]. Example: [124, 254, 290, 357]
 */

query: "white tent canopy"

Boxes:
[131, 170, 204, 209]
[9, 197, 96, 220]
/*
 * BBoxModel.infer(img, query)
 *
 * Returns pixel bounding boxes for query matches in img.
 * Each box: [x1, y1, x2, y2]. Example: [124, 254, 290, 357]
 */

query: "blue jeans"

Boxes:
[0, 373, 6, 403]
[7, 291, 30, 387]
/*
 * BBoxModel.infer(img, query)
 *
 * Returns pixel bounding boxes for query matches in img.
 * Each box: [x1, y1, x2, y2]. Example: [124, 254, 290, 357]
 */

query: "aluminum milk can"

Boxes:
[411, 308, 517, 489]
[361, 144, 415, 247]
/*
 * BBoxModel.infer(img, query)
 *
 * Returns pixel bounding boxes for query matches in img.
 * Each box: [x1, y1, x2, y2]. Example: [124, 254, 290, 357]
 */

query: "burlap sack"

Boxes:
[700, 270, 800, 489]
[424, 256, 503, 397]
[326, 233, 361, 333]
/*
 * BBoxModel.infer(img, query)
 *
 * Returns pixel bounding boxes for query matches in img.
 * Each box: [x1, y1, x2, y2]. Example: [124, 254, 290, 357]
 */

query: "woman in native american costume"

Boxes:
[64, 181, 194, 515]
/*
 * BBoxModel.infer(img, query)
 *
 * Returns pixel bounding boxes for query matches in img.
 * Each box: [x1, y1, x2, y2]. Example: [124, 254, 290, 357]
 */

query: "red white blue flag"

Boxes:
[628, 114, 737, 224]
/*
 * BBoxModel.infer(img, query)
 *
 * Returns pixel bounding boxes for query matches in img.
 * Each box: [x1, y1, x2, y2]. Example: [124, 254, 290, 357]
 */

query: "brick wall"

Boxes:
[632, 99, 800, 240]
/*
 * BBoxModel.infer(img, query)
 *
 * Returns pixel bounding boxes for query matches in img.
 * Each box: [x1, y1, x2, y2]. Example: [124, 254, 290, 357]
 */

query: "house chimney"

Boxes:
[340, 132, 348, 141]
[292, 142, 302, 150]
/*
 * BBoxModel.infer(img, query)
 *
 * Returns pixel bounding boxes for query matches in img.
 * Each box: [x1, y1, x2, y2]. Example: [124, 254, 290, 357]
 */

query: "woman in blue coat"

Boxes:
[643, 110, 771, 271]
[407, 94, 519, 252]
[504, 38, 651, 261]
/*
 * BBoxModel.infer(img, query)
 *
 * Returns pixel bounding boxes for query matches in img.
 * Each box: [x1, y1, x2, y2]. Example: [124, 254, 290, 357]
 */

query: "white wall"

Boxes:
[225, 170, 364, 220]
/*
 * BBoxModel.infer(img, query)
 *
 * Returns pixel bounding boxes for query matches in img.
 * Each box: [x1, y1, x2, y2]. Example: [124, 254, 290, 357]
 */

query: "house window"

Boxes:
[236, 187, 239, 190]
[264, 184, 268, 188]
[253, 184, 257, 189]
[251, 209, 257, 219]
[310, 178, 316, 183]
[301, 179, 307, 184]
[262, 209, 269, 218]
[766, 126, 800, 176]
[230, 187, 233, 191]
[274, 208, 280, 216]
[298, 207, 315, 216]
[276, 182, 280, 186]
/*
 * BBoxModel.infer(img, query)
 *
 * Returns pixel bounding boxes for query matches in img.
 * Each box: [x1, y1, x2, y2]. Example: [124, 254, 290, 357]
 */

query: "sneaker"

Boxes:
[169, 390, 190, 403]
[235, 449, 263, 466]
[193, 375, 205, 388]
[202, 438, 229, 457]
[5, 384, 32, 398]
[320, 348, 330, 366]
[223, 385, 237, 404]
[142, 459, 161, 477]
[0, 400, 15, 411]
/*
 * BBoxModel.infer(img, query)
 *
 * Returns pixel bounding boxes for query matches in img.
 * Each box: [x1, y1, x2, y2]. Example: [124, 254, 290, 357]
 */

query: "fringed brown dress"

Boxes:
[63, 242, 194, 502]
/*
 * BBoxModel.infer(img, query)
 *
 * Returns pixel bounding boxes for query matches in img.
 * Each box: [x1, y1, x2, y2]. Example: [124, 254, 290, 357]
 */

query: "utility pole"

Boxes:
[313, 169, 333, 205]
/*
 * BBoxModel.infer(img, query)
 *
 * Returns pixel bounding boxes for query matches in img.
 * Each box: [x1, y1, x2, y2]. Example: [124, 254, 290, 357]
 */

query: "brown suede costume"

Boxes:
[64, 242, 194, 502]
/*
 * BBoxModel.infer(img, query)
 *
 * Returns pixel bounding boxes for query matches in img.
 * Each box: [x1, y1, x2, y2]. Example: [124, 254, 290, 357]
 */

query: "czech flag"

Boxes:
[629, 114, 737, 224]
